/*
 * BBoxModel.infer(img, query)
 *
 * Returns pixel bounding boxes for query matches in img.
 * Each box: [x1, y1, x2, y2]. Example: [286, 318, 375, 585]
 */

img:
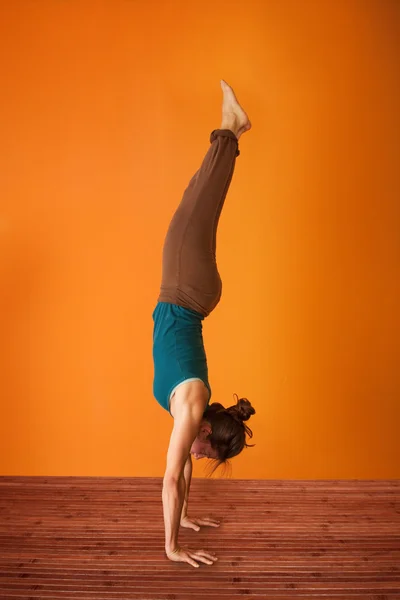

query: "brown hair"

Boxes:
[202, 393, 256, 476]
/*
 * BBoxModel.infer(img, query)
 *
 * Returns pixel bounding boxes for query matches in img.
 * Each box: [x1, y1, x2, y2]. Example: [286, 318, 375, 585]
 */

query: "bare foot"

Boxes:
[220, 79, 251, 140]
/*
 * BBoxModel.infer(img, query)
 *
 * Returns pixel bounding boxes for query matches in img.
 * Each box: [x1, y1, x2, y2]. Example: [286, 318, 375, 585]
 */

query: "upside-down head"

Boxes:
[190, 393, 256, 476]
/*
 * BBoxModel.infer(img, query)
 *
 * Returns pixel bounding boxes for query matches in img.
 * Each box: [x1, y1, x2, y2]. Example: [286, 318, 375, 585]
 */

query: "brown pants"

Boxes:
[157, 129, 240, 318]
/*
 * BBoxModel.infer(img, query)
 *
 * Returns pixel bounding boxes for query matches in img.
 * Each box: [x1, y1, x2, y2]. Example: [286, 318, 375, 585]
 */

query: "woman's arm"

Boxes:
[162, 475, 186, 553]
[179, 453, 221, 532]
[162, 402, 203, 555]
[180, 454, 192, 521]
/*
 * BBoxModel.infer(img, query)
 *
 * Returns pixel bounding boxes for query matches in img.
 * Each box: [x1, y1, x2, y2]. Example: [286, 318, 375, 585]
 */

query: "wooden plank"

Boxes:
[0, 477, 399, 598]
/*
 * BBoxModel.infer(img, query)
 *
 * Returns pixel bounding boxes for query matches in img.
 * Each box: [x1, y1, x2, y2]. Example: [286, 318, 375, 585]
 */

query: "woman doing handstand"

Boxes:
[152, 80, 256, 568]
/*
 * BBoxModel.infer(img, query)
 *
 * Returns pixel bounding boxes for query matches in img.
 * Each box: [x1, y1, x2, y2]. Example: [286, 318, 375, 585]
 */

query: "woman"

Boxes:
[152, 80, 256, 568]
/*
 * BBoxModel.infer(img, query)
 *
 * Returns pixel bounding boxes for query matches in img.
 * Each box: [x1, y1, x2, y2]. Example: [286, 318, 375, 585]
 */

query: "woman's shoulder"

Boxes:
[170, 380, 209, 419]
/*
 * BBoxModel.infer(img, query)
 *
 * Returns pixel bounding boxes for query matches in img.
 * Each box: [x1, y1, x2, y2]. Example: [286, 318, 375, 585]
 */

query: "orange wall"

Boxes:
[1, 0, 399, 478]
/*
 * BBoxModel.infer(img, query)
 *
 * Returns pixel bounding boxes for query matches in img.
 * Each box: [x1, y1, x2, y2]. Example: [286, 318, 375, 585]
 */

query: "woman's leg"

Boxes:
[157, 81, 251, 318]
[157, 129, 239, 317]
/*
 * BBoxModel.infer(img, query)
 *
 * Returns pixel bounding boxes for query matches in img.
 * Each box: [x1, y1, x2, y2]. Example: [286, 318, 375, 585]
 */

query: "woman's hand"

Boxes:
[180, 515, 221, 531]
[166, 546, 218, 568]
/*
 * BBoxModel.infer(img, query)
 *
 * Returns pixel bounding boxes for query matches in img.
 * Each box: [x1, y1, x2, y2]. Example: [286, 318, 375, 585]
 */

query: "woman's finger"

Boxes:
[196, 518, 220, 527]
[190, 554, 213, 565]
[177, 550, 200, 568]
[190, 550, 218, 564]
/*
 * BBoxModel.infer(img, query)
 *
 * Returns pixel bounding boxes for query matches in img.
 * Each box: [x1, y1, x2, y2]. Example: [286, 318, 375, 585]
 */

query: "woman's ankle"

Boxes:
[219, 122, 240, 138]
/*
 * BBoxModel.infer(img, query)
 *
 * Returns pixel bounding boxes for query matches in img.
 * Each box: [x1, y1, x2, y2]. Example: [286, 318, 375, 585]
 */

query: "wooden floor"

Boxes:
[0, 477, 399, 599]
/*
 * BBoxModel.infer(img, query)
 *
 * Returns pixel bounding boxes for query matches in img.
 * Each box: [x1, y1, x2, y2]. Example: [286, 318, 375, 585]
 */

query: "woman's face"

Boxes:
[190, 420, 219, 460]
[190, 438, 218, 459]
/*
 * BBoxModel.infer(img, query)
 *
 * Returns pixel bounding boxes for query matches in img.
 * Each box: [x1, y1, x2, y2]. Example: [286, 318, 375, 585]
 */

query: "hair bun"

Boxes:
[229, 393, 256, 422]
